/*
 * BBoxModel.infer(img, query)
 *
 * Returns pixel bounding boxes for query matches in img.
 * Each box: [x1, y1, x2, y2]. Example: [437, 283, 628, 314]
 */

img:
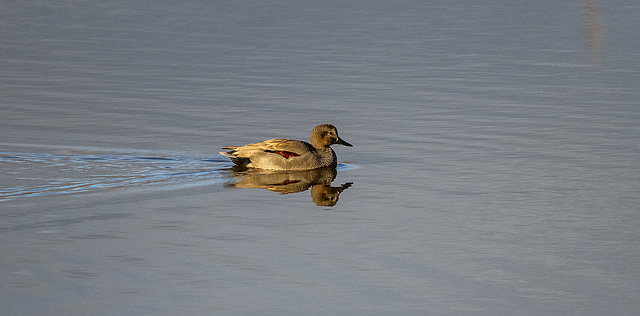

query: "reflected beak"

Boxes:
[336, 137, 353, 147]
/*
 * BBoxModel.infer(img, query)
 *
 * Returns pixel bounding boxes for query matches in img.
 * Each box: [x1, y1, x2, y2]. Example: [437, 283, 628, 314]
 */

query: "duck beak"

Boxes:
[336, 137, 353, 147]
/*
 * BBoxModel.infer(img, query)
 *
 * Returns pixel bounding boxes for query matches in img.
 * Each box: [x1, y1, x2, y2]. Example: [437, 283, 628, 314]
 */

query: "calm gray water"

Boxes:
[2, 1, 639, 315]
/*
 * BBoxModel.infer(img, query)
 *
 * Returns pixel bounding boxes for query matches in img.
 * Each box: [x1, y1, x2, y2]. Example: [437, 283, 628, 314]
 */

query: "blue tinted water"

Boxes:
[1, 1, 639, 315]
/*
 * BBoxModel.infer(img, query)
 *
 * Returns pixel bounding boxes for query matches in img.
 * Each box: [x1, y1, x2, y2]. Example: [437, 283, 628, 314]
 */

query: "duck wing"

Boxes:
[221, 139, 321, 169]
[222, 139, 313, 158]
[256, 139, 315, 158]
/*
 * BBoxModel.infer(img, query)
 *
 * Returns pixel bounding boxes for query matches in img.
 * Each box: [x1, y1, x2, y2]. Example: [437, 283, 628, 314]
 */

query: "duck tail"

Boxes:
[220, 148, 251, 166]
[219, 150, 236, 158]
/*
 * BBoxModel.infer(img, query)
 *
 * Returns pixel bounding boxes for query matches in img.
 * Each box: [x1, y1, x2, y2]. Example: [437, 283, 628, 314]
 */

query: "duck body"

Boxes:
[220, 124, 352, 170]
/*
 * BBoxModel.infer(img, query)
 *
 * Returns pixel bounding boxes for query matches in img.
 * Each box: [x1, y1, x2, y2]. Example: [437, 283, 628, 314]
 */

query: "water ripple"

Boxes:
[0, 151, 230, 201]
[1, 151, 358, 202]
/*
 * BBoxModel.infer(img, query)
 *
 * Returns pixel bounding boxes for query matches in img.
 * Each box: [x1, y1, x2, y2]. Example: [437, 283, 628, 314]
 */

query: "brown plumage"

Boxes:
[220, 124, 352, 170]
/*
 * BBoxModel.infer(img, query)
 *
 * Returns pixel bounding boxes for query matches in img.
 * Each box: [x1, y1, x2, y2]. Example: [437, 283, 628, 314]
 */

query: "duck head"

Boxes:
[310, 124, 353, 149]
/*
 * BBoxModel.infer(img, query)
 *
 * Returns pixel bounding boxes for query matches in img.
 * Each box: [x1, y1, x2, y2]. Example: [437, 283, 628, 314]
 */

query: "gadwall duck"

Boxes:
[220, 124, 352, 170]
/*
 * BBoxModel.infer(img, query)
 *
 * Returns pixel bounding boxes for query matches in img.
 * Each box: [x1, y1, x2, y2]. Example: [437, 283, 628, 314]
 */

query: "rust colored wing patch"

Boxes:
[265, 150, 300, 159]
[275, 151, 300, 159]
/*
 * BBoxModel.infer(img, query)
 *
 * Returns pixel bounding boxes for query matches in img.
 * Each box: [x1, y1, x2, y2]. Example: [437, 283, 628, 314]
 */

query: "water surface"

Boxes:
[1, 1, 639, 315]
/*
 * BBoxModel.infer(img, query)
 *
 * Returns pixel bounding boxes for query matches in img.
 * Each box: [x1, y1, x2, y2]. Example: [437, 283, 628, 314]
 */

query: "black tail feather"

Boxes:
[229, 156, 251, 166]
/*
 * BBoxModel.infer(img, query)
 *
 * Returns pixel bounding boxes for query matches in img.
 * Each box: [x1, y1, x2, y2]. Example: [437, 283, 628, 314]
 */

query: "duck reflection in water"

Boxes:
[225, 167, 352, 207]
